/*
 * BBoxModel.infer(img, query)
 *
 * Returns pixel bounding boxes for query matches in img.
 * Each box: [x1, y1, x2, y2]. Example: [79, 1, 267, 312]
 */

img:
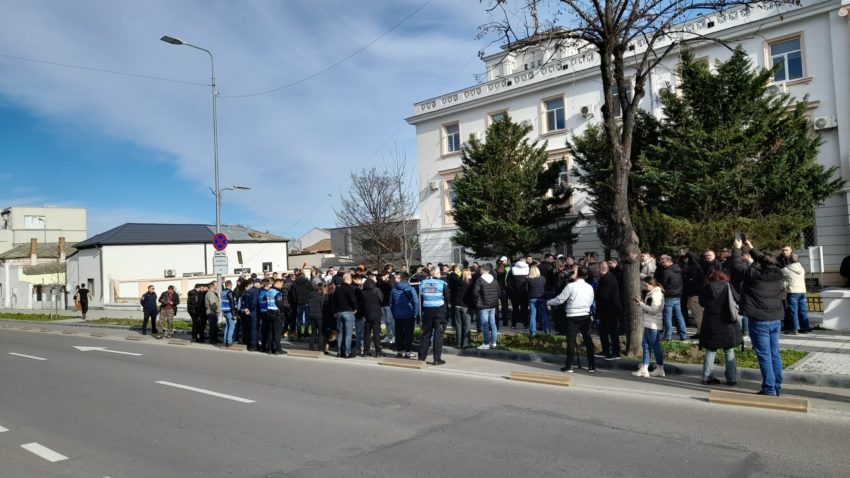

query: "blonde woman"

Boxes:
[632, 277, 666, 378]
[526, 265, 548, 335]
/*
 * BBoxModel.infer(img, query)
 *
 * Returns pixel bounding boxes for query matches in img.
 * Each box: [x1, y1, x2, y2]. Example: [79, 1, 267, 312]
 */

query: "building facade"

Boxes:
[0, 238, 75, 309]
[66, 223, 289, 306]
[407, 0, 850, 284]
[0, 206, 87, 254]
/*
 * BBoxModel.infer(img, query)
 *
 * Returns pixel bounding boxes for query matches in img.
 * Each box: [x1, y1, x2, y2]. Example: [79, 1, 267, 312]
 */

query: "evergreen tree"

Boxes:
[452, 115, 576, 258]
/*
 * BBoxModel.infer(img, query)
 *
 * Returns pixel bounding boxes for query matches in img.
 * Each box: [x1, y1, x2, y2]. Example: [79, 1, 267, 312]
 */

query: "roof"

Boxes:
[301, 238, 332, 253]
[0, 242, 77, 260]
[74, 223, 288, 249]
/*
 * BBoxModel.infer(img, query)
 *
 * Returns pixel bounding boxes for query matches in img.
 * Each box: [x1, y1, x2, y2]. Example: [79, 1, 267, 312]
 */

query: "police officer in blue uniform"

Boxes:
[266, 279, 288, 355]
[240, 279, 262, 351]
[418, 266, 451, 365]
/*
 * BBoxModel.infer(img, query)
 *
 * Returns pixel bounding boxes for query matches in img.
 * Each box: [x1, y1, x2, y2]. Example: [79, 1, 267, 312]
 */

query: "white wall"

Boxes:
[66, 248, 102, 306]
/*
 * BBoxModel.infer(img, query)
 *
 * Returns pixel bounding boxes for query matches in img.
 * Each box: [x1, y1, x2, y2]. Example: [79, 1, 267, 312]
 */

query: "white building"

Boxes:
[66, 223, 289, 306]
[0, 206, 87, 254]
[0, 238, 75, 309]
[407, 0, 850, 284]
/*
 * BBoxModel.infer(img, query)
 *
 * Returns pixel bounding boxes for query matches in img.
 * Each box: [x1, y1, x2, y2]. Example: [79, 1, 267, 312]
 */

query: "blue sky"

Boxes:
[0, 0, 496, 239]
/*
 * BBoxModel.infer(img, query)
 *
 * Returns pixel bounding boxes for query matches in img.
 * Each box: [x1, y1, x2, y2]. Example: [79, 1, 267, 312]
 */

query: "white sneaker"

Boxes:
[632, 365, 650, 377]
[490, 343, 497, 349]
[477, 344, 490, 350]
[649, 365, 666, 377]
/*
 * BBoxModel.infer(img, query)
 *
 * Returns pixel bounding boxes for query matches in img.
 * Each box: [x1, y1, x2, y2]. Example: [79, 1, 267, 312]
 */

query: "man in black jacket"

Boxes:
[333, 273, 358, 358]
[361, 277, 385, 357]
[187, 284, 205, 342]
[140, 285, 158, 336]
[292, 271, 313, 341]
[473, 263, 501, 349]
[655, 255, 688, 340]
[595, 261, 622, 359]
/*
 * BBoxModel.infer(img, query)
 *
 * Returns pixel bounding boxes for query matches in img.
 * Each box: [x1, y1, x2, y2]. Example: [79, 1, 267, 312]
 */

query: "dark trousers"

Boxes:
[80, 301, 89, 319]
[599, 316, 620, 356]
[207, 314, 219, 344]
[395, 317, 415, 353]
[260, 312, 271, 350]
[566, 316, 595, 369]
[267, 311, 283, 353]
[512, 288, 529, 327]
[190, 313, 206, 341]
[499, 289, 511, 326]
[284, 309, 296, 334]
[142, 309, 158, 334]
[364, 319, 382, 354]
[309, 317, 324, 351]
[418, 307, 446, 362]
[242, 312, 258, 348]
[233, 312, 242, 343]
[453, 306, 472, 348]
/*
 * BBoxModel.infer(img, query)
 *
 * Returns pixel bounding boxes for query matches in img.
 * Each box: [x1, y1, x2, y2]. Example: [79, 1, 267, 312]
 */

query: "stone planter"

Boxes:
[819, 288, 850, 331]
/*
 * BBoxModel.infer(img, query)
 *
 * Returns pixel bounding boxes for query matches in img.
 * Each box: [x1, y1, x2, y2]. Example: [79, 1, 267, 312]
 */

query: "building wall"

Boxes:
[0, 207, 87, 253]
[297, 228, 330, 250]
[409, 1, 850, 282]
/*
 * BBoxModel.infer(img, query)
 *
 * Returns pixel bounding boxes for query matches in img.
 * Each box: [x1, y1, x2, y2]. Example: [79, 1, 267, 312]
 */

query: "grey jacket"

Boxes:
[204, 290, 220, 316]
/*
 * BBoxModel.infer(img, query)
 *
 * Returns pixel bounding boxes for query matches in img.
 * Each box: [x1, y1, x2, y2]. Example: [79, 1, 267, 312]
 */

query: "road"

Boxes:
[1, 326, 849, 478]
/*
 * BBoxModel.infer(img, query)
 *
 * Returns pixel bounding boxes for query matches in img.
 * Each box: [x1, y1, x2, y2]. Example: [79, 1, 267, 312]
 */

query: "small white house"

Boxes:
[66, 223, 289, 306]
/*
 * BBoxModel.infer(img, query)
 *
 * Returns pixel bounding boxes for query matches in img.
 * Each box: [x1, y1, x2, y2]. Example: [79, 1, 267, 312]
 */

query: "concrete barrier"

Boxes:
[379, 358, 425, 370]
[509, 370, 572, 387]
[708, 390, 809, 413]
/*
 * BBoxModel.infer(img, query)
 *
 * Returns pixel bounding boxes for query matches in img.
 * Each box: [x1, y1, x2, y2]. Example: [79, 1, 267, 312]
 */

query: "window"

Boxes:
[24, 215, 46, 229]
[770, 37, 803, 82]
[446, 179, 457, 210]
[544, 97, 565, 132]
[611, 85, 633, 118]
[489, 111, 507, 124]
[444, 123, 461, 154]
[556, 164, 570, 192]
[262, 262, 273, 273]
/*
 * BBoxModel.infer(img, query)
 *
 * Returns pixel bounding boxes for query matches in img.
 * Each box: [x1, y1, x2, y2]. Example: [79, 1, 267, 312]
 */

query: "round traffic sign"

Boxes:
[212, 233, 228, 251]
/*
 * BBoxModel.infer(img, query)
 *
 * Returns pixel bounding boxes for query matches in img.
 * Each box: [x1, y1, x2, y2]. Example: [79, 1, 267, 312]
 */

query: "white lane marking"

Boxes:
[155, 380, 255, 403]
[0, 425, 8, 433]
[20, 442, 69, 462]
[73, 346, 143, 356]
[8, 352, 47, 361]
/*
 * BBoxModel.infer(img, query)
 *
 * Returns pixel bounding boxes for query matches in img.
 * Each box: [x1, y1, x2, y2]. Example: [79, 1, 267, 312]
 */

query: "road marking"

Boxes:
[20, 442, 68, 462]
[0, 425, 8, 433]
[155, 381, 255, 403]
[8, 352, 47, 361]
[73, 346, 143, 356]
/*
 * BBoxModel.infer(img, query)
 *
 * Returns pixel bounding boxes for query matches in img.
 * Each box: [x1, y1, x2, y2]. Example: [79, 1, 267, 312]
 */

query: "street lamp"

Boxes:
[161, 34, 224, 322]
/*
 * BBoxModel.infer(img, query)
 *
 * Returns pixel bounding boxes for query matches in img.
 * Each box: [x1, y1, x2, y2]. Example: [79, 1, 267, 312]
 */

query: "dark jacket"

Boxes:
[538, 261, 556, 293]
[359, 279, 384, 322]
[307, 291, 325, 322]
[526, 276, 546, 299]
[449, 275, 471, 307]
[723, 248, 749, 294]
[655, 264, 683, 298]
[377, 277, 393, 307]
[158, 290, 180, 310]
[698, 281, 743, 350]
[681, 253, 704, 297]
[594, 272, 622, 321]
[740, 250, 785, 322]
[186, 289, 201, 316]
[140, 291, 158, 312]
[242, 287, 261, 315]
[333, 283, 358, 313]
[292, 276, 312, 305]
[390, 281, 419, 320]
[473, 274, 500, 309]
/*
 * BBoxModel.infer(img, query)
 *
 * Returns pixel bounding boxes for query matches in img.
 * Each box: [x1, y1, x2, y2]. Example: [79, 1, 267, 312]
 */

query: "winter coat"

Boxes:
[332, 283, 358, 313]
[783, 262, 807, 294]
[698, 281, 743, 350]
[292, 276, 312, 305]
[655, 264, 683, 298]
[377, 277, 393, 307]
[594, 272, 622, 322]
[740, 249, 785, 322]
[359, 279, 384, 322]
[682, 257, 704, 298]
[140, 291, 158, 312]
[723, 249, 750, 294]
[449, 275, 471, 307]
[640, 286, 664, 330]
[538, 261, 556, 293]
[158, 290, 180, 311]
[204, 290, 220, 316]
[307, 291, 326, 322]
[526, 276, 546, 299]
[473, 273, 500, 309]
[390, 281, 419, 320]
[640, 259, 656, 280]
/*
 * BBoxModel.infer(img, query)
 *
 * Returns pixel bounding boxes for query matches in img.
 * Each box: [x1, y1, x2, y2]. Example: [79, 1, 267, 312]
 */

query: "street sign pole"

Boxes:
[212, 233, 229, 326]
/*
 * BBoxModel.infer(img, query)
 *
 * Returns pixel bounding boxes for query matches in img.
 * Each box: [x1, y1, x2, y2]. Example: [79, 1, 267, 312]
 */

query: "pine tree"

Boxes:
[452, 115, 576, 258]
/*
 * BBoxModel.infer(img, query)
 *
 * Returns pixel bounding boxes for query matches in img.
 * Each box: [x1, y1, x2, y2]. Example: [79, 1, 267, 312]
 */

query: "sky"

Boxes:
[0, 0, 504, 240]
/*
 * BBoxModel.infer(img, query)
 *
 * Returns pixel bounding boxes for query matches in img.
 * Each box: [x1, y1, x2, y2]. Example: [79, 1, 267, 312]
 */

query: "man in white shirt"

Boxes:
[548, 266, 597, 373]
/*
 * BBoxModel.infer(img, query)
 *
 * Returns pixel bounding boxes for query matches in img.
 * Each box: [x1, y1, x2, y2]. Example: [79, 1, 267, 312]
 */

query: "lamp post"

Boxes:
[161, 34, 225, 324]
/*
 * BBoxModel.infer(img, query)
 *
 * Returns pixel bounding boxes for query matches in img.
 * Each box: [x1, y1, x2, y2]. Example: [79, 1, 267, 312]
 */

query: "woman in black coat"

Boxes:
[698, 269, 742, 386]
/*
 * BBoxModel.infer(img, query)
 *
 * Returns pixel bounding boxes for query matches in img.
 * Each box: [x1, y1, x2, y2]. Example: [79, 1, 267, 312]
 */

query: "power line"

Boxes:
[0, 53, 207, 87]
[220, 0, 434, 99]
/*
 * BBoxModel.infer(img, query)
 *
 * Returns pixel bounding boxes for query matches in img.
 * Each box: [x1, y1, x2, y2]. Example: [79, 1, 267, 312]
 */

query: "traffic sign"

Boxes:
[212, 233, 228, 251]
[213, 251, 228, 275]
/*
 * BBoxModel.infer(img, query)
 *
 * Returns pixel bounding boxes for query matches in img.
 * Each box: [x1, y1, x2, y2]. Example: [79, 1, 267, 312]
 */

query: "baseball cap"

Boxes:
[499, 256, 508, 262]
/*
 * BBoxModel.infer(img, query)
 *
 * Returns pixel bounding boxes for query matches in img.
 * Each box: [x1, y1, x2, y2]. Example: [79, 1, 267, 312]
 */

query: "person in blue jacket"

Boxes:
[240, 279, 262, 351]
[390, 272, 419, 359]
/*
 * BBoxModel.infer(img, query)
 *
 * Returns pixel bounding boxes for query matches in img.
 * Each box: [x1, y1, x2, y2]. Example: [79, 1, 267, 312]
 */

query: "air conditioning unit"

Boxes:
[164, 269, 176, 278]
[520, 119, 533, 127]
[813, 116, 838, 131]
[765, 83, 787, 96]
[428, 180, 440, 191]
[580, 105, 594, 118]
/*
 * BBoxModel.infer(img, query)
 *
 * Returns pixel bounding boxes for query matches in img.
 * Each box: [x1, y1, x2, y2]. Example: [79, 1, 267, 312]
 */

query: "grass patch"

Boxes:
[0, 312, 67, 321]
[85, 318, 192, 330]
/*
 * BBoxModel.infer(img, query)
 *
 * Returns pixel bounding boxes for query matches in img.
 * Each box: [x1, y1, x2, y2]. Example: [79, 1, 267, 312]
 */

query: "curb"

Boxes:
[0, 318, 192, 336]
[441, 346, 850, 389]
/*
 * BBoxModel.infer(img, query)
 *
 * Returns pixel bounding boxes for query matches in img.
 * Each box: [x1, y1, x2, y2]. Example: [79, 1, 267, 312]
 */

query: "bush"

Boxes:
[0, 312, 66, 321]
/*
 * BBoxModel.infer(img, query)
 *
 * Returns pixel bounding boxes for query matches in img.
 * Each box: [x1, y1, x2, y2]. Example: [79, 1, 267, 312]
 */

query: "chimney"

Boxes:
[30, 238, 37, 266]
[59, 237, 66, 263]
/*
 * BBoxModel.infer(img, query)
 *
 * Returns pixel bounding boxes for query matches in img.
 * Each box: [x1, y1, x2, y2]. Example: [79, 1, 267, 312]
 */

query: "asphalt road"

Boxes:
[2, 327, 850, 478]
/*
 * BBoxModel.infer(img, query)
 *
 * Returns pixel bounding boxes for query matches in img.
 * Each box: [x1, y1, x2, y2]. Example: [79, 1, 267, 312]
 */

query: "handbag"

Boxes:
[726, 283, 743, 323]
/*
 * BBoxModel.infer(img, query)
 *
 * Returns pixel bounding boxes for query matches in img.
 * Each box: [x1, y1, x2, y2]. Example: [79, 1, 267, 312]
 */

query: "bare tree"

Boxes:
[335, 150, 419, 270]
[479, 0, 797, 354]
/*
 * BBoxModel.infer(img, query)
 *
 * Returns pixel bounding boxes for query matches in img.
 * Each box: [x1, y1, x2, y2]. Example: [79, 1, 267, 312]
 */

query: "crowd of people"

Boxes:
[135, 235, 808, 396]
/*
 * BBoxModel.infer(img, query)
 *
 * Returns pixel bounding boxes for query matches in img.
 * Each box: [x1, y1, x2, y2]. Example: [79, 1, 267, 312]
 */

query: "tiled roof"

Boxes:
[0, 242, 77, 260]
[74, 223, 287, 249]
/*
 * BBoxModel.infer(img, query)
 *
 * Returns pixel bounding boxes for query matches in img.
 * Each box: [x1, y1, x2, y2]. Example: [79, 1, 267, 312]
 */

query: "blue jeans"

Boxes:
[479, 308, 497, 345]
[787, 293, 809, 331]
[336, 311, 355, 356]
[296, 304, 309, 336]
[528, 297, 549, 335]
[222, 311, 236, 345]
[662, 297, 688, 340]
[641, 328, 664, 366]
[703, 348, 737, 383]
[381, 306, 395, 341]
[750, 320, 783, 395]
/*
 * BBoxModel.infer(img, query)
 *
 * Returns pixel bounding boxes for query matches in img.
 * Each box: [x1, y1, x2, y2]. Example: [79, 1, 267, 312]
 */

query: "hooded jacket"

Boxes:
[782, 262, 807, 294]
[640, 286, 665, 330]
[359, 279, 384, 322]
[740, 249, 785, 322]
[698, 281, 743, 350]
[473, 273, 500, 309]
[292, 276, 312, 305]
[655, 264, 683, 298]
